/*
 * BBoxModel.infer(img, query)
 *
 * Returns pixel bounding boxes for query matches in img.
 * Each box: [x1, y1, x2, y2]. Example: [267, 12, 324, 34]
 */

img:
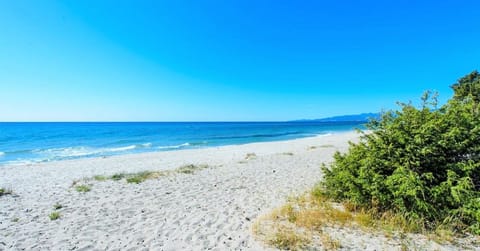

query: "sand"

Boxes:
[0, 131, 355, 250]
[1, 131, 477, 250]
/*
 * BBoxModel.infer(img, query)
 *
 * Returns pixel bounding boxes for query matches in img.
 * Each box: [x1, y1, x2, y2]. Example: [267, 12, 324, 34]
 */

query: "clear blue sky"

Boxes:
[1, 1, 479, 121]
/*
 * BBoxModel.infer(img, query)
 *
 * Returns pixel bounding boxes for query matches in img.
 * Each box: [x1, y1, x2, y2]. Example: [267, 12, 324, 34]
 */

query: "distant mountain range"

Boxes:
[293, 113, 380, 122]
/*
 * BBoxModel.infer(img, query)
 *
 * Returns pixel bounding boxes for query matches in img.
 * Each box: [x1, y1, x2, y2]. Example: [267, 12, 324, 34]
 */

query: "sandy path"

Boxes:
[0, 131, 358, 250]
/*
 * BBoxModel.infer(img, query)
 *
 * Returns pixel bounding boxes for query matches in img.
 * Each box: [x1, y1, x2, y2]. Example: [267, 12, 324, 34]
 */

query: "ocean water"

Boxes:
[0, 122, 364, 165]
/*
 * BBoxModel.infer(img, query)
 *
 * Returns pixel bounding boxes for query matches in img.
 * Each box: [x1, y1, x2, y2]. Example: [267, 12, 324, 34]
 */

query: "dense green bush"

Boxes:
[322, 71, 480, 234]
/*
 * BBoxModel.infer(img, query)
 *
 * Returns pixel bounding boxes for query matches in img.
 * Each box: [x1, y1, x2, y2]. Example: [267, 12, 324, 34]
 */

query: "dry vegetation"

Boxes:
[245, 152, 257, 160]
[308, 145, 335, 150]
[254, 190, 348, 250]
[253, 185, 479, 250]
[70, 164, 212, 191]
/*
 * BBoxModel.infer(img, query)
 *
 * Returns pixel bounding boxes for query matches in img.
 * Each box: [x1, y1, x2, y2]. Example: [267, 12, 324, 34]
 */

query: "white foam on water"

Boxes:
[157, 143, 190, 150]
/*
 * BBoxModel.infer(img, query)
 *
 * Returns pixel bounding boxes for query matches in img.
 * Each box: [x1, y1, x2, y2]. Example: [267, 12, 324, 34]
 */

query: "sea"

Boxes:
[0, 122, 364, 165]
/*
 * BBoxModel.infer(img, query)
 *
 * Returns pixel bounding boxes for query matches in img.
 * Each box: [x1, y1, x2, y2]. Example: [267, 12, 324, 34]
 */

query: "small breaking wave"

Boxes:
[141, 142, 153, 147]
[157, 143, 191, 150]
[0, 143, 154, 165]
[33, 143, 153, 159]
[105, 145, 137, 152]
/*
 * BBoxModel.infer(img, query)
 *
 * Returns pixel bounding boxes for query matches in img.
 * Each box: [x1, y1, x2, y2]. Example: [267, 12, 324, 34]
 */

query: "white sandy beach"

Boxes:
[0, 131, 358, 250]
[1, 131, 477, 251]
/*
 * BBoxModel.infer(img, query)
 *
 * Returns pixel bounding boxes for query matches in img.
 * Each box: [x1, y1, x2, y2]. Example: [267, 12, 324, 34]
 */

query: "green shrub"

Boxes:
[322, 71, 480, 234]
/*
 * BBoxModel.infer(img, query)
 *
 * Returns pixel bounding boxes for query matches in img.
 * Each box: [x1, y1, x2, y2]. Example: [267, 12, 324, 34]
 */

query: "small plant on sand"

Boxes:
[75, 184, 91, 193]
[319, 144, 335, 148]
[0, 187, 12, 196]
[176, 164, 208, 174]
[126, 171, 164, 184]
[245, 153, 257, 160]
[49, 211, 60, 220]
[92, 165, 210, 184]
[94, 175, 107, 181]
[268, 227, 310, 250]
[110, 173, 126, 181]
[308, 145, 334, 150]
[126, 172, 150, 183]
[126, 176, 144, 184]
[319, 232, 342, 250]
[53, 203, 63, 210]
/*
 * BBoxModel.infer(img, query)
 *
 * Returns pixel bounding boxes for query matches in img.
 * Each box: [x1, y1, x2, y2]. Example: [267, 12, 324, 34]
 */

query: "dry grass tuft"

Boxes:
[126, 171, 165, 184]
[176, 164, 209, 174]
[253, 218, 311, 251]
[269, 226, 311, 250]
[245, 153, 257, 160]
[308, 144, 335, 150]
[319, 232, 342, 250]
[254, 185, 471, 250]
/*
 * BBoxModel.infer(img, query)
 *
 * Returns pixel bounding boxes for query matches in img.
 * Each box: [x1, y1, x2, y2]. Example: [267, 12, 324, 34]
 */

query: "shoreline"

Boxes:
[0, 131, 349, 167]
[0, 131, 359, 250]
[0, 130, 350, 171]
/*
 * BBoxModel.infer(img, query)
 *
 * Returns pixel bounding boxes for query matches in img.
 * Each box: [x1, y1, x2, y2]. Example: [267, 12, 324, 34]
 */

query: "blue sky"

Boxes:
[1, 1, 479, 121]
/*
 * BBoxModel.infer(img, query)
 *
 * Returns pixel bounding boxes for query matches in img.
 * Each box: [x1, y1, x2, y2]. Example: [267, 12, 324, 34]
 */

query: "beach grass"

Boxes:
[254, 185, 459, 250]
[269, 226, 311, 250]
[126, 176, 144, 184]
[319, 232, 342, 250]
[308, 144, 334, 150]
[110, 173, 126, 181]
[245, 153, 257, 160]
[256, 182, 478, 250]
[75, 184, 91, 193]
[94, 175, 107, 181]
[49, 211, 60, 221]
[176, 164, 208, 174]
[86, 164, 210, 185]
[126, 171, 163, 184]
[0, 187, 13, 196]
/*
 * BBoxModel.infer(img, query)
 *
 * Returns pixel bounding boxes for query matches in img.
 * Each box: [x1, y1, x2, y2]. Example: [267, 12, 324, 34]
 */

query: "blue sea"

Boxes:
[0, 122, 363, 165]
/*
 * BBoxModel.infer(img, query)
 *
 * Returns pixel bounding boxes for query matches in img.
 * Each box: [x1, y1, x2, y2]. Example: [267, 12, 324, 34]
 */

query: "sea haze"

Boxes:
[0, 122, 364, 165]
